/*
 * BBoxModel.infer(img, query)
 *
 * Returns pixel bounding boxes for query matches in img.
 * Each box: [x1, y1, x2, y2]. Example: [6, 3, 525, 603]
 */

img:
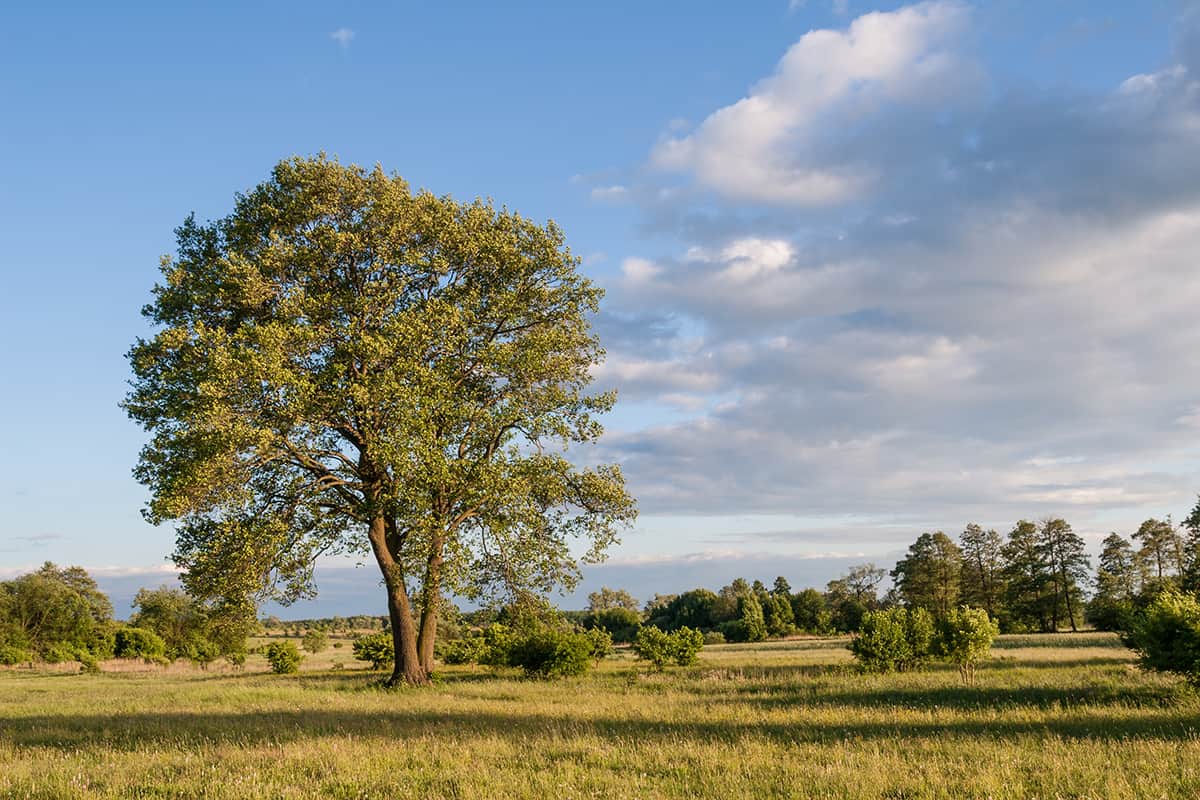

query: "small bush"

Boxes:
[352, 632, 394, 670]
[77, 651, 101, 674]
[42, 643, 77, 664]
[441, 636, 488, 665]
[584, 627, 614, 662]
[0, 645, 32, 665]
[114, 627, 167, 660]
[938, 606, 999, 683]
[850, 607, 935, 672]
[506, 627, 593, 679]
[263, 641, 303, 674]
[301, 629, 328, 654]
[1123, 588, 1200, 686]
[702, 631, 726, 646]
[633, 625, 705, 670]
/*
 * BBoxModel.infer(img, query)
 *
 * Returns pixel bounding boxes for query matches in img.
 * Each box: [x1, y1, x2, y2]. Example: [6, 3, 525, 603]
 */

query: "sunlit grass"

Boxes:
[2, 633, 1198, 798]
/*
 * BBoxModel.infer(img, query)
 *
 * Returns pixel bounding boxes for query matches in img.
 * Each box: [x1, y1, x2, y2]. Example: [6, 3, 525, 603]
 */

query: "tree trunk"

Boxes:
[1062, 567, 1079, 632]
[416, 535, 445, 674]
[366, 514, 427, 686]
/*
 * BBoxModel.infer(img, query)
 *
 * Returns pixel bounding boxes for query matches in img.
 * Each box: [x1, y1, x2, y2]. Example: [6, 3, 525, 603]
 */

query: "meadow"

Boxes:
[1, 632, 1198, 799]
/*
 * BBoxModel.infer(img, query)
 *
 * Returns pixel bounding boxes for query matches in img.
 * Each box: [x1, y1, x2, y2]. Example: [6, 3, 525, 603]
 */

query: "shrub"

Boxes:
[702, 631, 726, 646]
[77, 651, 101, 674]
[0, 645, 31, 665]
[114, 627, 167, 660]
[263, 640, 303, 674]
[42, 643, 77, 664]
[506, 627, 593, 679]
[440, 636, 488, 665]
[584, 627, 614, 662]
[633, 625, 705, 669]
[1123, 588, 1200, 686]
[850, 607, 935, 672]
[938, 606, 999, 683]
[352, 632, 394, 670]
[301, 629, 328, 654]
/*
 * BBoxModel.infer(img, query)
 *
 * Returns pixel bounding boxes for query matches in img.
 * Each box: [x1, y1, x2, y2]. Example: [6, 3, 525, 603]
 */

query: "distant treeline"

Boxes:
[6, 507, 1200, 666]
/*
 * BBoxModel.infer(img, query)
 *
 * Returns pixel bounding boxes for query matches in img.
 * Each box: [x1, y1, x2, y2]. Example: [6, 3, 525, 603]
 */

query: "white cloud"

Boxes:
[590, 185, 629, 201]
[330, 28, 355, 48]
[652, 1, 976, 205]
[598, 2, 1200, 551]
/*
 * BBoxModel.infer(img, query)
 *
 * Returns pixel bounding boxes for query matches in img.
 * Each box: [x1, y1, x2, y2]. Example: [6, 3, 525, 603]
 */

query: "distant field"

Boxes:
[2, 633, 1198, 798]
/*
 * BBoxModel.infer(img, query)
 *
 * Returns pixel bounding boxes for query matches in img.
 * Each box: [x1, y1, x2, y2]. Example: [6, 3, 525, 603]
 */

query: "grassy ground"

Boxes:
[1, 632, 1197, 799]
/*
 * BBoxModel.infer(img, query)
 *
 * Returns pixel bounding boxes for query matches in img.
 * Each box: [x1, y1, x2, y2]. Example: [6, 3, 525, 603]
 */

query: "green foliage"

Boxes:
[583, 627, 614, 662]
[938, 606, 1000, 683]
[644, 589, 717, 632]
[632, 625, 705, 670]
[849, 607, 936, 672]
[0, 563, 115, 662]
[790, 588, 832, 634]
[114, 627, 167, 661]
[263, 640, 303, 674]
[301, 629, 328, 654]
[587, 606, 641, 642]
[506, 627, 594, 679]
[130, 587, 249, 664]
[124, 155, 637, 685]
[892, 531, 963, 617]
[586, 587, 639, 612]
[1123, 587, 1200, 686]
[702, 631, 726, 645]
[0, 645, 31, 665]
[738, 594, 767, 642]
[439, 636, 488, 666]
[352, 632, 394, 670]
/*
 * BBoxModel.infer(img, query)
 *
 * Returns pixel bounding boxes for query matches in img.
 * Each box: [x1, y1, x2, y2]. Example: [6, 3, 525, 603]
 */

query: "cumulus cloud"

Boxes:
[597, 3, 1200, 552]
[652, 1, 978, 205]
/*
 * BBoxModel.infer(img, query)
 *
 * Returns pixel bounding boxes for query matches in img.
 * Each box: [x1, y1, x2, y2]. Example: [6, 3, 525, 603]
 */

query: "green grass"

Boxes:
[1, 633, 1198, 798]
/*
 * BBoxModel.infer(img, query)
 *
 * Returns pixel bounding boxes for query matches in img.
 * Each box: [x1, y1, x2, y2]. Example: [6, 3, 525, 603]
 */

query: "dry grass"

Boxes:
[1, 633, 1197, 798]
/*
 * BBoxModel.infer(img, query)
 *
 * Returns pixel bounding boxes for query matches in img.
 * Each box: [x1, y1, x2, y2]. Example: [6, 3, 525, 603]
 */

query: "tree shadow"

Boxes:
[5, 703, 1200, 752]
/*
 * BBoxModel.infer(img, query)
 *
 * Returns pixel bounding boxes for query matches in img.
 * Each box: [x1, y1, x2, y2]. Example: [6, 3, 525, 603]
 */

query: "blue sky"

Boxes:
[3, 1, 1200, 615]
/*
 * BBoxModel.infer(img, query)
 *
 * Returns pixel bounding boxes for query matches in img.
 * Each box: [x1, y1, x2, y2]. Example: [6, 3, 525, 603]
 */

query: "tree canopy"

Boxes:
[125, 156, 636, 685]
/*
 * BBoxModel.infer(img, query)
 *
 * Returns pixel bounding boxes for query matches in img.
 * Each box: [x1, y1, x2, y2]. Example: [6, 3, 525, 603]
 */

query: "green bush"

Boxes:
[114, 627, 167, 660]
[42, 643, 77, 664]
[633, 625, 705, 669]
[352, 632, 394, 670]
[0, 645, 31, 665]
[1123, 588, 1200, 686]
[440, 635, 488, 665]
[77, 650, 101, 674]
[702, 631, 726, 646]
[506, 627, 593, 679]
[850, 607, 935, 672]
[263, 640, 303, 674]
[584, 627, 614, 662]
[937, 606, 999, 683]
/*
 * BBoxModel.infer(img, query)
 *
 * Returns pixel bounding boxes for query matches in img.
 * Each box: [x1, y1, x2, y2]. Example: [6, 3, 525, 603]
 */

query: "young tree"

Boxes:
[125, 157, 636, 686]
[959, 524, 1005, 619]
[891, 532, 962, 617]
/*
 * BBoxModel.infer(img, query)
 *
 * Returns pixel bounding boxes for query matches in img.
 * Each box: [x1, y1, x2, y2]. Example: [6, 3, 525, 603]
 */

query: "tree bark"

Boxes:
[366, 514, 427, 686]
[416, 534, 445, 674]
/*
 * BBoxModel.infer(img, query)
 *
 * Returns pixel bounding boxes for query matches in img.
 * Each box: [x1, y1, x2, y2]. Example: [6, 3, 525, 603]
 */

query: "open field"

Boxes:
[2, 633, 1198, 799]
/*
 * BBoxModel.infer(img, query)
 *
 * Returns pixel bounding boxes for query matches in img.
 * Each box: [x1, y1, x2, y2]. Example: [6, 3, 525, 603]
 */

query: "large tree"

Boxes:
[958, 523, 1005, 619]
[891, 531, 962, 617]
[125, 156, 636, 685]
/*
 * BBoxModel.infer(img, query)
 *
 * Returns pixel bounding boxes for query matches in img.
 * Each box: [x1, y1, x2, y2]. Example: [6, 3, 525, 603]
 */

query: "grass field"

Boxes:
[1, 632, 1198, 798]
